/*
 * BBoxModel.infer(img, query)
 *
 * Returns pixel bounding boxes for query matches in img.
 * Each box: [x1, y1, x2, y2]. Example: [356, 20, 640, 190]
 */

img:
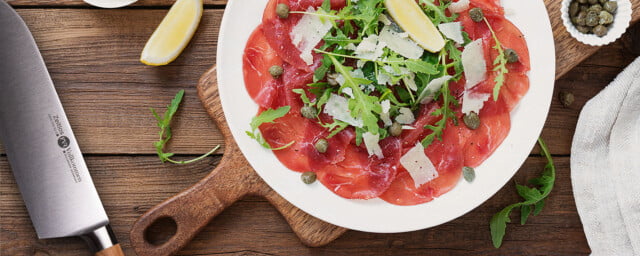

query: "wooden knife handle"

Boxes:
[129, 154, 255, 256]
[95, 244, 124, 256]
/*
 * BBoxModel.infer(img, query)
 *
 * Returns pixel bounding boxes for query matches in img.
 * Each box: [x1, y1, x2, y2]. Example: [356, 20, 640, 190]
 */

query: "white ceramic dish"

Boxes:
[560, 0, 632, 46]
[217, 0, 555, 233]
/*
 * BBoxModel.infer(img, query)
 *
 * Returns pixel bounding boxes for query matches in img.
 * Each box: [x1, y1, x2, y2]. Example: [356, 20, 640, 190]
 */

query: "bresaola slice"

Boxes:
[243, 25, 282, 108]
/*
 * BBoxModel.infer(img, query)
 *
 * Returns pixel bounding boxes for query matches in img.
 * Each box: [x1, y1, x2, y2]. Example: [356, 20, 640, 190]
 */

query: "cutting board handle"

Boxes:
[129, 157, 253, 256]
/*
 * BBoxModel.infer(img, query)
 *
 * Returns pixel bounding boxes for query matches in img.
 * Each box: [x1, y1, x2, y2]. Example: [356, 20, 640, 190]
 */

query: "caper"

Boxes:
[300, 105, 317, 119]
[469, 8, 484, 22]
[603, 1, 617, 13]
[559, 91, 575, 107]
[585, 10, 600, 26]
[327, 73, 339, 86]
[593, 24, 608, 37]
[570, 1, 580, 16]
[269, 65, 284, 78]
[301, 172, 317, 184]
[574, 11, 587, 26]
[463, 111, 480, 130]
[505, 48, 519, 63]
[576, 25, 592, 33]
[463, 167, 476, 182]
[599, 0, 608, 4]
[276, 3, 290, 19]
[587, 0, 598, 4]
[588, 4, 602, 12]
[578, 0, 587, 3]
[579, 4, 589, 12]
[315, 138, 328, 153]
[599, 10, 614, 25]
[389, 122, 403, 137]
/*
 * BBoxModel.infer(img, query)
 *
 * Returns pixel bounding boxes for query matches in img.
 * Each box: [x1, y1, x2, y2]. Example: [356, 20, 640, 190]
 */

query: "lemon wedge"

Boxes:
[384, 0, 445, 53]
[140, 0, 203, 66]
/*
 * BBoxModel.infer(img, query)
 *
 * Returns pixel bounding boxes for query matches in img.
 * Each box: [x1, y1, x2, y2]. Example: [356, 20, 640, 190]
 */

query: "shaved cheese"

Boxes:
[402, 125, 416, 130]
[380, 100, 392, 127]
[438, 22, 464, 44]
[400, 143, 439, 187]
[379, 25, 424, 59]
[363, 132, 384, 159]
[290, 7, 333, 65]
[396, 107, 415, 124]
[342, 87, 354, 99]
[355, 34, 386, 61]
[448, 0, 470, 13]
[323, 94, 363, 127]
[402, 72, 418, 91]
[461, 39, 487, 89]
[462, 91, 490, 115]
[417, 75, 452, 104]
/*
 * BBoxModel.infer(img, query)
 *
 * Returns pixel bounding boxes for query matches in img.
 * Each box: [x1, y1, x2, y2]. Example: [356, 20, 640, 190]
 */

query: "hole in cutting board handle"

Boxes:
[144, 217, 178, 246]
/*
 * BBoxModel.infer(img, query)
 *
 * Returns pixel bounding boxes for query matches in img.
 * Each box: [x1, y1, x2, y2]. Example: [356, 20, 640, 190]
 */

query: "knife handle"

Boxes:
[81, 225, 124, 256]
[96, 244, 124, 256]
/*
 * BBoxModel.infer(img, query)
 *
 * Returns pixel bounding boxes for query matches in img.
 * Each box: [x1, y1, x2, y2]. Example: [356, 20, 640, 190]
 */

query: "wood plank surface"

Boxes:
[0, 156, 590, 255]
[2, 1, 640, 255]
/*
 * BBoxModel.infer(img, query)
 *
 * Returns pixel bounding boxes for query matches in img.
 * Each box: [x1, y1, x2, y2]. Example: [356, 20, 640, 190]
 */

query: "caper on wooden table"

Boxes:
[568, 0, 617, 37]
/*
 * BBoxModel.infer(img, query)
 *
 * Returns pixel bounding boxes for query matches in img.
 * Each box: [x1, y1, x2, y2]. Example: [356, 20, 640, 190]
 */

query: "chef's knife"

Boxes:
[0, 2, 124, 255]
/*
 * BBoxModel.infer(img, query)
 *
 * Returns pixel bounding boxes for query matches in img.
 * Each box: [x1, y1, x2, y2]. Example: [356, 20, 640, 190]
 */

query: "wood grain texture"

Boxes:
[0, 156, 590, 255]
[1, 2, 640, 255]
[129, 67, 346, 256]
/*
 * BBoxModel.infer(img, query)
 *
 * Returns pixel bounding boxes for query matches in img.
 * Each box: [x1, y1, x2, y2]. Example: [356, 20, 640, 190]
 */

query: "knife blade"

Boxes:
[0, 2, 124, 255]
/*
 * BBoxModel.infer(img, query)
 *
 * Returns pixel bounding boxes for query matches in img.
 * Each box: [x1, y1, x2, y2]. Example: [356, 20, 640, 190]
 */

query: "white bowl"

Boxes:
[561, 0, 632, 46]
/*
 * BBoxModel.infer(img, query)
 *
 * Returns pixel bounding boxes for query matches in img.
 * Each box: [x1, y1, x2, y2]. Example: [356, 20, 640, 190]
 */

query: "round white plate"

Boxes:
[217, 0, 555, 233]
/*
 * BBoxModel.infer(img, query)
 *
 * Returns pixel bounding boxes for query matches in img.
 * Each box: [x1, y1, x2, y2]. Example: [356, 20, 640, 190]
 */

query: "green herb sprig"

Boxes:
[490, 138, 556, 248]
[151, 90, 220, 164]
[483, 17, 509, 101]
[246, 106, 294, 150]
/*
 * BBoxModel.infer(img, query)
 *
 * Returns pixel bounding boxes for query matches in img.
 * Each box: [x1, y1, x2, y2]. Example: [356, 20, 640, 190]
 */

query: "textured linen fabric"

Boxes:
[571, 57, 640, 256]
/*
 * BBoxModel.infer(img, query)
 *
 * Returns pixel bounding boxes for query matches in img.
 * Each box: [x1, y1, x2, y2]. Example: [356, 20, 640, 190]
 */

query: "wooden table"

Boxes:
[1, 0, 639, 255]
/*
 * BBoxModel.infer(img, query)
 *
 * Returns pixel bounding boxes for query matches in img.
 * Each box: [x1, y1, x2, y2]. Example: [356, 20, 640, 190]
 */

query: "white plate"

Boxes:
[217, 0, 555, 233]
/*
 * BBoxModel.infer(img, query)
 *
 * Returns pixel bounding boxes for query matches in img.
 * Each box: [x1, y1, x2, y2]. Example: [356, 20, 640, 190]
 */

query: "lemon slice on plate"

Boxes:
[385, 0, 445, 52]
[140, 0, 203, 66]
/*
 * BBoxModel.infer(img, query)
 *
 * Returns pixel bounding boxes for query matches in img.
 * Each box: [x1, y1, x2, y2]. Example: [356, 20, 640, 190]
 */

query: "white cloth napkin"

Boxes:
[572, 56, 640, 256]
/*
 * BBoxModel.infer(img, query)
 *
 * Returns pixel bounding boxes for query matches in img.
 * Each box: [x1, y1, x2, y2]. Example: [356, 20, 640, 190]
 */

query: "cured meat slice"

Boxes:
[262, 0, 345, 71]
[380, 121, 464, 205]
[316, 137, 402, 199]
[243, 25, 283, 108]
[260, 111, 312, 172]
[457, 96, 511, 167]
[302, 122, 355, 171]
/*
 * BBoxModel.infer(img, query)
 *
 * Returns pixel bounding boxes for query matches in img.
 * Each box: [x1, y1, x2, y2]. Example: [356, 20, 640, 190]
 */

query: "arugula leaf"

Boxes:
[292, 89, 313, 106]
[246, 106, 294, 150]
[483, 18, 509, 101]
[151, 90, 220, 164]
[405, 59, 438, 75]
[490, 138, 556, 248]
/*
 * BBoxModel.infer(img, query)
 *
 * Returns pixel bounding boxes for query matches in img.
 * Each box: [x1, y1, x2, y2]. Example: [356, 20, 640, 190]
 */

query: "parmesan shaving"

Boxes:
[461, 39, 487, 89]
[400, 143, 439, 187]
[462, 91, 490, 115]
[448, 0, 470, 13]
[363, 132, 384, 159]
[438, 22, 464, 44]
[418, 75, 452, 104]
[396, 107, 415, 124]
[290, 7, 333, 65]
[323, 94, 364, 127]
[379, 25, 424, 59]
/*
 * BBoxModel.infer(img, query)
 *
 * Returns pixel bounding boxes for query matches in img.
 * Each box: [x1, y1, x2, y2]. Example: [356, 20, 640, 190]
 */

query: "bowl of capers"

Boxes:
[561, 0, 631, 46]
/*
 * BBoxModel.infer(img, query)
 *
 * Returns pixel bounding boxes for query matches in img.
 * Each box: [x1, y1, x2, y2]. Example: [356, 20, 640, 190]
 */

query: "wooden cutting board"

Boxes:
[129, 0, 640, 255]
